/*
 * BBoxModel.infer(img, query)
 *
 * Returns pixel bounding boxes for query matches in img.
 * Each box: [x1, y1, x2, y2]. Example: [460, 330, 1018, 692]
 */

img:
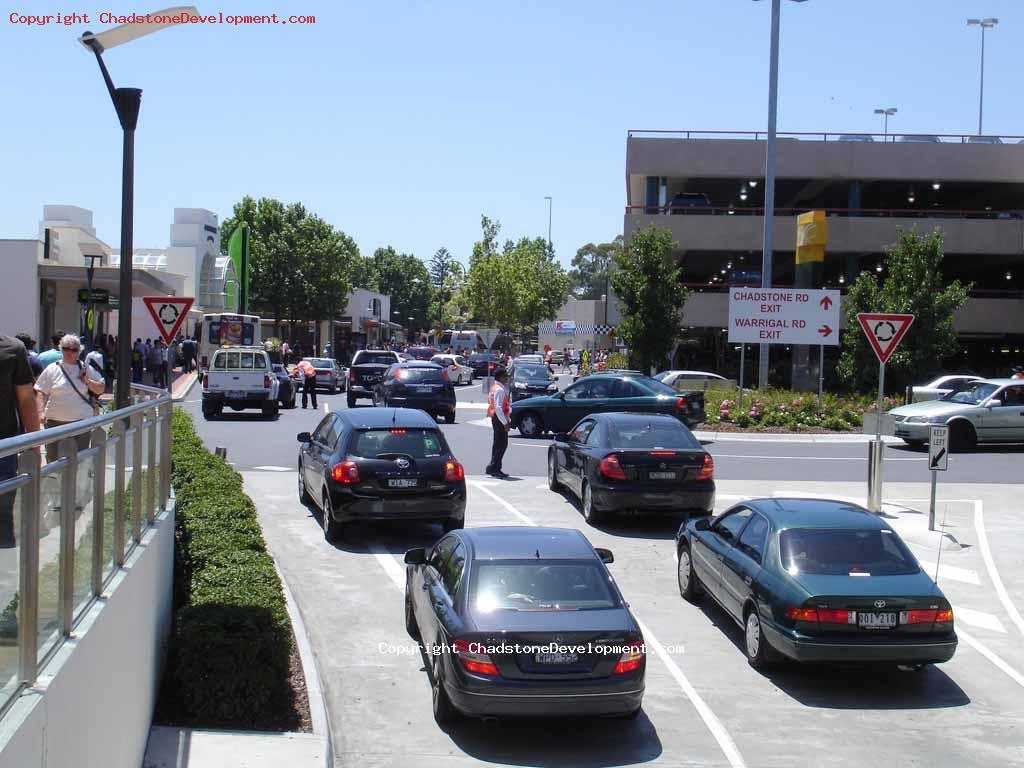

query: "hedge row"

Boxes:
[164, 409, 296, 728]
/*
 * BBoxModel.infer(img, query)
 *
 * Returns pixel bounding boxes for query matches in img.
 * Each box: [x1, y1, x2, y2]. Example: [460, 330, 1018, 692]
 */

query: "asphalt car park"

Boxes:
[180, 389, 1024, 767]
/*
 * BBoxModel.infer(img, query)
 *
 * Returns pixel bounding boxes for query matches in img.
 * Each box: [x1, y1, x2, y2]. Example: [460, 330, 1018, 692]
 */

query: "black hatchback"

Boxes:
[373, 361, 457, 424]
[404, 526, 645, 725]
[297, 407, 466, 541]
[548, 412, 714, 525]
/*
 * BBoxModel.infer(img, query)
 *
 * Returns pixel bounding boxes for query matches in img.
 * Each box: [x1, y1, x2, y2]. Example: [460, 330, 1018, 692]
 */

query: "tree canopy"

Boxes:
[570, 236, 623, 300]
[371, 246, 432, 335]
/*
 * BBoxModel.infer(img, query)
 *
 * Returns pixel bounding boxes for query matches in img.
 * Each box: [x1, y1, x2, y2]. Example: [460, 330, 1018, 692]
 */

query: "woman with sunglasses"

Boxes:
[34, 334, 106, 463]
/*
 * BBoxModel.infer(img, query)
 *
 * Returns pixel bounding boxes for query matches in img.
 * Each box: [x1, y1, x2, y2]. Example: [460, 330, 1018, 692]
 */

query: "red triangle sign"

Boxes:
[856, 313, 914, 364]
[143, 297, 195, 344]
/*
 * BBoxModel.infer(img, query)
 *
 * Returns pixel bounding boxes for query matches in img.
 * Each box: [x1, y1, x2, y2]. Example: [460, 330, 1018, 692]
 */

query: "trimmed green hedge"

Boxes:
[163, 409, 296, 728]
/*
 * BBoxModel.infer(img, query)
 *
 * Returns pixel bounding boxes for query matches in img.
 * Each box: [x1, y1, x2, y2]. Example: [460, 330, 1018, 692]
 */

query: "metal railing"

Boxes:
[0, 384, 172, 719]
[625, 205, 1024, 220]
[627, 129, 1024, 144]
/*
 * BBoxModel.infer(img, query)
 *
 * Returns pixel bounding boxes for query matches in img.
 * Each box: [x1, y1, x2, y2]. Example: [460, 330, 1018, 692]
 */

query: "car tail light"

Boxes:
[264, 374, 271, 389]
[389, 428, 407, 435]
[696, 454, 714, 481]
[816, 609, 855, 624]
[331, 461, 360, 484]
[649, 451, 676, 456]
[202, 373, 209, 389]
[613, 641, 645, 674]
[599, 454, 627, 480]
[674, 395, 688, 409]
[901, 608, 954, 625]
[397, 369, 407, 381]
[349, 368, 356, 381]
[785, 607, 819, 622]
[445, 460, 465, 481]
[453, 639, 499, 676]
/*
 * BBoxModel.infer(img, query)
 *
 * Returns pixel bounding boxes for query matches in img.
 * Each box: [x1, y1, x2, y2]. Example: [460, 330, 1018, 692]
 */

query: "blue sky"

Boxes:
[2, 1, 1020, 272]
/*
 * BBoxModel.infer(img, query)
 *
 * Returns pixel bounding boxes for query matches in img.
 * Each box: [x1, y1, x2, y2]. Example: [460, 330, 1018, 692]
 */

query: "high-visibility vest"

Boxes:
[487, 383, 510, 419]
[297, 360, 316, 378]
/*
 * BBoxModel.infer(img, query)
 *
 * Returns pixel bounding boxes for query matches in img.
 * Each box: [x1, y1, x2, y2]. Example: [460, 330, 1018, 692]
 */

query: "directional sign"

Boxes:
[856, 313, 914, 364]
[929, 425, 949, 471]
[728, 288, 841, 346]
[143, 297, 194, 344]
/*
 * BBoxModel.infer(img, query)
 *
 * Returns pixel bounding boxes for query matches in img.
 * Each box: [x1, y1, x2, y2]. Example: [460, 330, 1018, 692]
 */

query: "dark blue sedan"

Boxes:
[373, 361, 457, 423]
[675, 498, 957, 669]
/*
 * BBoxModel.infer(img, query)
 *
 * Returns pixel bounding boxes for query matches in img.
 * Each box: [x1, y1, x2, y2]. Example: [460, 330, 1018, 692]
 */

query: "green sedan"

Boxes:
[676, 498, 957, 669]
[510, 373, 706, 437]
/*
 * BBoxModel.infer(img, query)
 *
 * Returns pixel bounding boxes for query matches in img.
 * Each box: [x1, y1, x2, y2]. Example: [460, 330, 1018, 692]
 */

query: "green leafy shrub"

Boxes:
[703, 388, 886, 432]
[163, 409, 296, 729]
[604, 352, 630, 370]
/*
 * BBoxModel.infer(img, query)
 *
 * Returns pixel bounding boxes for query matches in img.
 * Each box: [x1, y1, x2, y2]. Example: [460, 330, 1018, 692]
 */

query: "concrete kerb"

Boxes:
[693, 430, 904, 444]
[170, 372, 198, 403]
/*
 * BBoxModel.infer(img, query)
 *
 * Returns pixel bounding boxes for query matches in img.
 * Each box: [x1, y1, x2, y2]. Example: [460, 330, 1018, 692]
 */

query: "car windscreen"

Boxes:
[355, 353, 397, 366]
[471, 561, 620, 612]
[348, 428, 445, 458]
[607, 419, 700, 450]
[943, 382, 998, 404]
[514, 365, 550, 381]
[632, 377, 679, 396]
[398, 367, 446, 383]
[780, 528, 920, 576]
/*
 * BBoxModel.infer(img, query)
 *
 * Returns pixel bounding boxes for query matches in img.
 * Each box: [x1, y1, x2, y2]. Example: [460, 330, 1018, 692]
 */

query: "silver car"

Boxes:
[910, 374, 983, 403]
[890, 379, 1024, 450]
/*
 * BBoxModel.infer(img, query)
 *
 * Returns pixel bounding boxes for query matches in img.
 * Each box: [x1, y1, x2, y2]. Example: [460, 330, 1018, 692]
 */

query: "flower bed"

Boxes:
[702, 388, 901, 433]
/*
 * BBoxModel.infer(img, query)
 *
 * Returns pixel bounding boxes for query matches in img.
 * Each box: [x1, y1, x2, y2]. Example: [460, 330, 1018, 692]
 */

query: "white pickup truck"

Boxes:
[202, 346, 280, 419]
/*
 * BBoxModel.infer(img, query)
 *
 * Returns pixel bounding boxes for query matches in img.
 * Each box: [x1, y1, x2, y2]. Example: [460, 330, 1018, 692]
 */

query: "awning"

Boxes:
[38, 264, 179, 296]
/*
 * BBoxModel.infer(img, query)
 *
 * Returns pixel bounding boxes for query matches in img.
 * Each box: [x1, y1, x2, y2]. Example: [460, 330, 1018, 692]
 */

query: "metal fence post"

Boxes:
[146, 411, 157, 525]
[130, 412, 143, 544]
[112, 419, 126, 566]
[159, 402, 171, 509]
[58, 438, 77, 637]
[17, 450, 40, 686]
[90, 427, 107, 597]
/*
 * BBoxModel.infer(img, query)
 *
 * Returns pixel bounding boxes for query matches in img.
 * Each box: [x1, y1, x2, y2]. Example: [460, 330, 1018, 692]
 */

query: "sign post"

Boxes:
[143, 297, 194, 345]
[738, 343, 746, 413]
[928, 424, 949, 531]
[857, 312, 915, 512]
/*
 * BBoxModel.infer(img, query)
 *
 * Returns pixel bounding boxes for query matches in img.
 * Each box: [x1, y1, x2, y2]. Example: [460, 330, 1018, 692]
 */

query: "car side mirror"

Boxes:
[694, 517, 711, 532]
[554, 391, 565, 400]
[297, 432, 311, 443]
[595, 547, 614, 564]
[404, 548, 426, 565]
[553, 432, 570, 443]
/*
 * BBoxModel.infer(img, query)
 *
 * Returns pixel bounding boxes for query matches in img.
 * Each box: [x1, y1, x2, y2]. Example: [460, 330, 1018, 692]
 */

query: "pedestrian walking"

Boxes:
[296, 358, 318, 409]
[485, 368, 511, 478]
[0, 334, 41, 547]
[35, 334, 105, 462]
[163, 339, 175, 388]
[149, 340, 165, 388]
[15, 333, 44, 378]
[131, 338, 144, 383]
[37, 332, 63, 368]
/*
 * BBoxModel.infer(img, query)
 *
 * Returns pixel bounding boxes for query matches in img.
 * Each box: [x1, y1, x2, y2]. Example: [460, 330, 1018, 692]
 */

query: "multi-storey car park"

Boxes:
[624, 130, 1024, 382]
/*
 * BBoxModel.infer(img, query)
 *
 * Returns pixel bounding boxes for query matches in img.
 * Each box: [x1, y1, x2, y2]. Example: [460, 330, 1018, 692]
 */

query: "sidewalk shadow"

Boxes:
[551, 489, 679, 541]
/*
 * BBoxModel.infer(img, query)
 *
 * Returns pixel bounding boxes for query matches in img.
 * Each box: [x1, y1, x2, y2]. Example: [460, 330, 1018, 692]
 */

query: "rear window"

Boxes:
[355, 352, 397, 366]
[634, 377, 681, 396]
[306, 358, 334, 369]
[348, 428, 445, 458]
[398, 367, 445, 383]
[212, 351, 266, 370]
[607, 419, 700, 450]
[471, 562, 620, 612]
[780, 528, 920, 576]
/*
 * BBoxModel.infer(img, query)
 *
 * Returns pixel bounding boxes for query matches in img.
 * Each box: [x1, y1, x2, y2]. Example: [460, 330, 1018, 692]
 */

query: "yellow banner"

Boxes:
[796, 210, 828, 264]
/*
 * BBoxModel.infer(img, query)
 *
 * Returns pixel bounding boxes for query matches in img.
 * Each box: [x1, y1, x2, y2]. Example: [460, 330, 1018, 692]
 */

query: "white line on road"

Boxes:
[253, 465, 294, 472]
[973, 500, 1024, 637]
[467, 481, 537, 526]
[368, 543, 406, 591]
[714, 454, 924, 462]
[324, 402, 330, 414]
[913, 559, 980, 585]
[957, 627, 1024, 689]
[952, 605, 1006, 633]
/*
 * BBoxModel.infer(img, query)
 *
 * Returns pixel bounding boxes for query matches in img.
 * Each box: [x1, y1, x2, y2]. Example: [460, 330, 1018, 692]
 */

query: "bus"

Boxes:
[437, 329, 478, 352]
[197, 313, 262, 370]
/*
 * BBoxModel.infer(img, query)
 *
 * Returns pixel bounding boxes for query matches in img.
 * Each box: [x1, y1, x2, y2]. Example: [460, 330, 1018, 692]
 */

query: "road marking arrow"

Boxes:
[817, 324, 833, 338]
[819, 296, 833, 310]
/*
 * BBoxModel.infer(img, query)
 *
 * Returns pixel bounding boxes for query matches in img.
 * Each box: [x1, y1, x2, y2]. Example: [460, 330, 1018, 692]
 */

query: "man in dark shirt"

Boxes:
[0, 335, 42, 546]
[15, 333, 43, 378]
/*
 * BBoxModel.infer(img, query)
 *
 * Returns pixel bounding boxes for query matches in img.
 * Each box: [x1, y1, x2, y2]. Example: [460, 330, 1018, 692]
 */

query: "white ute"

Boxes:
[202, 346, 280, 420]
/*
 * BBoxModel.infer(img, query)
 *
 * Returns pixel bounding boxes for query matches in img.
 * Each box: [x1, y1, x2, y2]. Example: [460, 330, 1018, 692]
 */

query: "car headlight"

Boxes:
[513, 382, 526, 389]
[904, 416, 930, 423]
[547, 383, 558, 391]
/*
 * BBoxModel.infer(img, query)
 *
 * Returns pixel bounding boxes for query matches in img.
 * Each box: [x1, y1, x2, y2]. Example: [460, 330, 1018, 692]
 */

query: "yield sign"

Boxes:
[143, 297, 194, 344]
[857, 312, 914, 364]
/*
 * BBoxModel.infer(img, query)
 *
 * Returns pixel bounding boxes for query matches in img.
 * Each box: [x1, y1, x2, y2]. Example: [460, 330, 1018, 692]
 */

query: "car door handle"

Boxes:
[422, 583, 430, 590]
[744, 576, 753, 585]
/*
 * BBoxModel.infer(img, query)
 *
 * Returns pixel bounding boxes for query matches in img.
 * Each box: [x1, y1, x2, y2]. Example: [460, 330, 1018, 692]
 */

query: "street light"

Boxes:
[544, 196, 553, 253]
[966, 18, 998, 135]
[79, 6, 196, 408]
[873, 107, 897, 138]
[753, 0, 809, 389]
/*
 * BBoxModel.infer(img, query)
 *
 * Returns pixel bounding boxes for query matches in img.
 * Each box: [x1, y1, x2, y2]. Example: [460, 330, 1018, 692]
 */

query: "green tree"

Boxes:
[296, 215, 359, 340]
[428, 247, 465, 332]
[837, 228, 971, 393]
[612, 226, 688, 373]
[570, 236, 623, 299]
[371, 247, 431, 335]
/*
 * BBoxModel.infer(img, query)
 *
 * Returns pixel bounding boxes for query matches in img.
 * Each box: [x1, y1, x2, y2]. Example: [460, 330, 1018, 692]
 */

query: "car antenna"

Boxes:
[535, 549, 540, 559]
[392, 408, 396, 426]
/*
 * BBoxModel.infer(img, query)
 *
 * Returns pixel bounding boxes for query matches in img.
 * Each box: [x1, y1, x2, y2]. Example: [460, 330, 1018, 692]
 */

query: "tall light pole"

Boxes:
[967, 18, 998, 135]
[753, 0, 808, 389]
[79, 7, 195, 408]
[873, 107, 897, 138]
[544, 196, 553, 253]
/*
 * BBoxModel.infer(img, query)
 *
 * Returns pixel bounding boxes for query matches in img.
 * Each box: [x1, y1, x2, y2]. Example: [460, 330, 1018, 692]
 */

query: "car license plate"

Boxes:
[649, 471, 676, 480]
[858, 611, 897, 629]
[387, 478, 418, 488]
[225, 390, 245, 399]
[416, 386, 432, 393]
[535, 651, 578, 665]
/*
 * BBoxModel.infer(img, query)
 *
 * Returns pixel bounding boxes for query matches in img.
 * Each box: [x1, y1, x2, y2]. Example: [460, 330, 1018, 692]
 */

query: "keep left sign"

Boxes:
[728, 288, 841, 346]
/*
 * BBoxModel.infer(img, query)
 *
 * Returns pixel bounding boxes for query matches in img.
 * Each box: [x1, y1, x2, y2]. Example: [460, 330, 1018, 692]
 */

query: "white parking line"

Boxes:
[324, 402, 330, 414]
[368, 543, 406, 591]
[913, 558, 980, 585]
[253, 465, 293, 472]
[952, 605, 1006, 634]
[714, 454, 925, 462]
[467, 481, 537, 526]
[957, 627, 1024, 689]
[973, 500, 1024, 637]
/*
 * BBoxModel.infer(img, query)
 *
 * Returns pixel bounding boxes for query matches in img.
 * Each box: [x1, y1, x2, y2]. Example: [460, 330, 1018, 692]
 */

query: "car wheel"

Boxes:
[432, 669, 459, 726]
[404, 587, 420, 639]
[950, 421, 977, 452]
[298, 463, 310, 504]
[330, 384, 337, 394]
[442, 518, 464, 533]
[518, 411, 543, 438]
[443, 411, 456, 424]
[744, 605, 778, 669]
[677, 542, 701, 602]
[262, 403, 279, 419]
[202, 404, 215, 420]
[347, 393, 357, 409]
[321, 491, 343, 543]
[582, 481, 604, 525]
[547, 451, 561, 491]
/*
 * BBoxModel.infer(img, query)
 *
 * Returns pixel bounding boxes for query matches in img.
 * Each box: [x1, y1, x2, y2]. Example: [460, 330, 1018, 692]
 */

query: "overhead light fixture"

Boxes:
[985, 205, 993, 211]
[907, 194, 916, 203]
[932, 182, 941, 190]
[1006, 271, 1013, 281]
[740, 193, 748, 201]
[838, 275, 845, 284]
[726, 261, 733, 269]
[748, 180, 758, 187]
[875, 263, 883, 273]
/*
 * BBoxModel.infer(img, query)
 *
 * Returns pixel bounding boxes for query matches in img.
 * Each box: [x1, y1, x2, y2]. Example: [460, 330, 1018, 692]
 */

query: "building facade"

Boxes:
[538, 296, 622, 356]
[624, 129, 1024, 380]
